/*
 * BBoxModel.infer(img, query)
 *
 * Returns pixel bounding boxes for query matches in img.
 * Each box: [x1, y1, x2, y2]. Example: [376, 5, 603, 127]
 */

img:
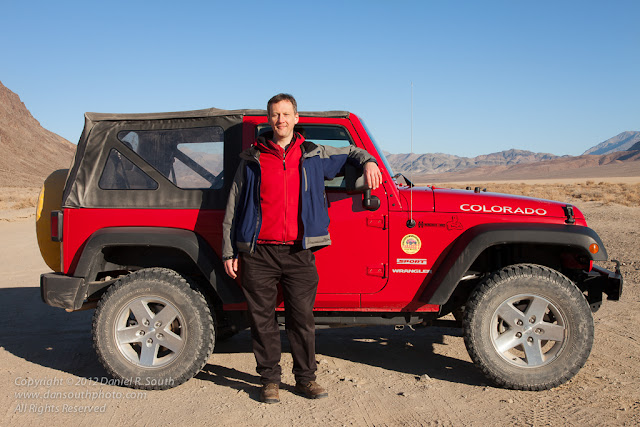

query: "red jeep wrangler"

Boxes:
[37, 107, 622, 391]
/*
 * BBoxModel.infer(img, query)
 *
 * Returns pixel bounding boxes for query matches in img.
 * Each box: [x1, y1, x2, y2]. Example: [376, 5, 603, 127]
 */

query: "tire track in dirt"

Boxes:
[598, 322, 640, 349]
[319, 333, 470, 426]
[345, 371, 467, 425]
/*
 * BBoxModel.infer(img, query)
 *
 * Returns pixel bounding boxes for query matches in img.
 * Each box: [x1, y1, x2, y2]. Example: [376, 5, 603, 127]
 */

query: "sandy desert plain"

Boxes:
[1, 177, 639, 426]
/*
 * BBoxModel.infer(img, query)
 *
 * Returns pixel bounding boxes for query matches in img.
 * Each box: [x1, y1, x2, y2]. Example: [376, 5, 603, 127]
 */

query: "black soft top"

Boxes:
[83, 108, 350, 122]
[62, 108, 351, 209]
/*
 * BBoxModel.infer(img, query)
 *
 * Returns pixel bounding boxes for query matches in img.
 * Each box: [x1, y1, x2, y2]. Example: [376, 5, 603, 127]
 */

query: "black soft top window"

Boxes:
[63, 113, 243, 209]
[117, 127, 225, 190]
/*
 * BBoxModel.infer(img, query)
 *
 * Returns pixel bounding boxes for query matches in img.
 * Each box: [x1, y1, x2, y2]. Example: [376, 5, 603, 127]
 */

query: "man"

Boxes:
[222, 94, 382, 403]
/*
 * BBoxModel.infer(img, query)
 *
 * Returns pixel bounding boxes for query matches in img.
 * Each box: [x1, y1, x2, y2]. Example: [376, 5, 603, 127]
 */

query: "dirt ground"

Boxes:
[1, 201, 639, 427]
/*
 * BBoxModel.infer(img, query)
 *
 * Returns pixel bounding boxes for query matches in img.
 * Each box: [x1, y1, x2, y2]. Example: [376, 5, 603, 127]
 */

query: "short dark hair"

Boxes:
[267, 93, 297, 115]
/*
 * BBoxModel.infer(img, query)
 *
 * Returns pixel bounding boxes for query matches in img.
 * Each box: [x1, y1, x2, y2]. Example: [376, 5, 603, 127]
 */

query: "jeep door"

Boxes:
[298, 121, 390, 307]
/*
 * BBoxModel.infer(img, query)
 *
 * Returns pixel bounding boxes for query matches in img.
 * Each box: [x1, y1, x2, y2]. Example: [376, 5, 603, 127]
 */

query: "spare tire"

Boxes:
[36, 169, 68, 272]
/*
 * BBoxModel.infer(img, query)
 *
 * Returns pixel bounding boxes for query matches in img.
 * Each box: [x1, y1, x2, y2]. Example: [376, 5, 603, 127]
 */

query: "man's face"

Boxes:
[268, 100, 299, 142]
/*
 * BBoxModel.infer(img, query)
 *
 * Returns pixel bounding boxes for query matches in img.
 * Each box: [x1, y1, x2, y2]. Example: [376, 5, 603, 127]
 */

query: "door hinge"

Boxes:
[366, 215, 387, 229]
[367, 264, 387, 278]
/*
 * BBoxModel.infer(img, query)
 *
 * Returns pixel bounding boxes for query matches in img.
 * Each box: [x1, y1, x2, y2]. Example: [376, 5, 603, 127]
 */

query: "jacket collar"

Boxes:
[240, 132, 324, 162]
[255, 131, 304, 155]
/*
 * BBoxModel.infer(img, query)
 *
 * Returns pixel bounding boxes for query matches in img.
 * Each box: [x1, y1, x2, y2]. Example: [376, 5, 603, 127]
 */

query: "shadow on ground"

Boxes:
[198, 324, 485, 390]
[1, 286, 484, 389]
[315, 325, 486, 386]
[0, 287, 104, 378]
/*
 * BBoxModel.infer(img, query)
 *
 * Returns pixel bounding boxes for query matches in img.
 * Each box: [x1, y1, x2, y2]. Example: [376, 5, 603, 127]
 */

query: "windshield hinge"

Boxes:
[564, 205, 575, 225]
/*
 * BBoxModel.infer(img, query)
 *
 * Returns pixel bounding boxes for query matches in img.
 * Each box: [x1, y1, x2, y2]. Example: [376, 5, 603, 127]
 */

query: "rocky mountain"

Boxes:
[583, 131, 640, 155]
[0, 81, 75, 187]
[386, 149, 562, 175]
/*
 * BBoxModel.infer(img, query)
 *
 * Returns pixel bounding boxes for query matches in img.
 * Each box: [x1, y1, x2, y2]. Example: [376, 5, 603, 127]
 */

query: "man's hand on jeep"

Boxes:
[364, 162, 382, 190]
[224, 258, 238, 279]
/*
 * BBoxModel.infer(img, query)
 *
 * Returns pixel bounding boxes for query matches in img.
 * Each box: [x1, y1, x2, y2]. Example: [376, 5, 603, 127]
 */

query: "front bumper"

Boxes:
[583, 262, 623, 311]
[40, 273, 87, 311]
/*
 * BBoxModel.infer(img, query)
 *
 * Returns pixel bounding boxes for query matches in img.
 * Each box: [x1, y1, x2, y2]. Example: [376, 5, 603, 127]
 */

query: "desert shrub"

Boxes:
[0, 187, 40, 210]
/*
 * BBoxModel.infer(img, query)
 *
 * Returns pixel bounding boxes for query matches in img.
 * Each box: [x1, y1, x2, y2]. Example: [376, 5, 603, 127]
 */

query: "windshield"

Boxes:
[360, 120, 395, 178]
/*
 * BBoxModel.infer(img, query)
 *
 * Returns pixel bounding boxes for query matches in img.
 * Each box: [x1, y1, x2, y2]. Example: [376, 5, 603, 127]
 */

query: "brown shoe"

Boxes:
[294, 381, 328, 399]
[260, 383, 280, 404]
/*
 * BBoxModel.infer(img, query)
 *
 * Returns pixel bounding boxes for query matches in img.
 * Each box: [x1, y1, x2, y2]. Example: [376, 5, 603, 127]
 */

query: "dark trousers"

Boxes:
[241, 244, 319, 385]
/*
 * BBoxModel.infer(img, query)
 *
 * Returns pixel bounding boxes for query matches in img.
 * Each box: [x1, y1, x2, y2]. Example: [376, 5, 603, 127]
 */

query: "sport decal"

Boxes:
[400, 234, 421, 255]
[397, 258, 427, 265]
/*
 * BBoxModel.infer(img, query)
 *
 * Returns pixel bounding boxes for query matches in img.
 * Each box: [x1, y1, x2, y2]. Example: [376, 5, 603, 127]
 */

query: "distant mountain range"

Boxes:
[415, 149, 640, 183]
[385, 149, 564, 175]
[386, 132, 640, 177]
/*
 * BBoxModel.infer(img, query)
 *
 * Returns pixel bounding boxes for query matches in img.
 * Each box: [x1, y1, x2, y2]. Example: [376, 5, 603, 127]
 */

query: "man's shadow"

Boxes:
[195, 323, 487, 397]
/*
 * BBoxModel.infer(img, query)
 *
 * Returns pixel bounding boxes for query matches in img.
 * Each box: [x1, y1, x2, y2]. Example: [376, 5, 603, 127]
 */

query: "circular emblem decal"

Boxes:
[401, 234, 421, 255]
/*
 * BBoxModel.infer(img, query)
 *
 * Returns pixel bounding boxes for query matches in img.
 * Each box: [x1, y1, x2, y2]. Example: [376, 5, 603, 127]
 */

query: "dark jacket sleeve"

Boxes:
[317, 145, 377, 180]
[221, 160, 246, 259]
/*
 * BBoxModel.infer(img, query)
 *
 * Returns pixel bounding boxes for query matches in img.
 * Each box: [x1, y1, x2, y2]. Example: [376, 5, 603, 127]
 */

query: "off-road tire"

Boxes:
[463, 264, 594, 391]
[92, 268, 215, 390]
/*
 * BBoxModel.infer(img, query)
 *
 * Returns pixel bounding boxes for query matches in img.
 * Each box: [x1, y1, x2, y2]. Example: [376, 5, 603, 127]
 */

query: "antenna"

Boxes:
[407, 82, 416, 228]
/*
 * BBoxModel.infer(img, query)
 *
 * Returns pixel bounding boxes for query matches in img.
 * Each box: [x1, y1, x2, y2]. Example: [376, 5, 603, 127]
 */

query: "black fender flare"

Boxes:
[73, 226, 245, 304]
[420, 223, 608, 305]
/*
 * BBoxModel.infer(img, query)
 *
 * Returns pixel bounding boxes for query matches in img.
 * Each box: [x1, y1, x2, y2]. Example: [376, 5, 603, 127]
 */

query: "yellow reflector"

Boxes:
[589, 243, 599, 254]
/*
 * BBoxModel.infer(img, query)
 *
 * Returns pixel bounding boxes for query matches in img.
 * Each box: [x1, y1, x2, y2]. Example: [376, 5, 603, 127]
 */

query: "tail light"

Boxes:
[51, 210, 63, 242]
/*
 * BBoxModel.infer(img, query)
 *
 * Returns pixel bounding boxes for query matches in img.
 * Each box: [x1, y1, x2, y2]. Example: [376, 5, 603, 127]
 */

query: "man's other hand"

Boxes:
[364, 162, 383, 190]
[224, 258, 238, 279]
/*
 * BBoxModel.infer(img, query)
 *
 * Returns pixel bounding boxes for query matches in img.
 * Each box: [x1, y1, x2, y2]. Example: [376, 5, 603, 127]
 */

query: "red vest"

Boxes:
[255, 134, 304, 243]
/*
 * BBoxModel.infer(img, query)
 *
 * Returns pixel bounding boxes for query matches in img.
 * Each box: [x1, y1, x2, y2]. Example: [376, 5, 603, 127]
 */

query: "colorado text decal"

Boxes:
[460, 204, 547, 216]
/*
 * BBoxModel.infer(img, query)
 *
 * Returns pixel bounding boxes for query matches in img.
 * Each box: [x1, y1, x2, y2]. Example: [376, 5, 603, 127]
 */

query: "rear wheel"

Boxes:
[463, 264, 593, 390]
[93, 268, 215, 389]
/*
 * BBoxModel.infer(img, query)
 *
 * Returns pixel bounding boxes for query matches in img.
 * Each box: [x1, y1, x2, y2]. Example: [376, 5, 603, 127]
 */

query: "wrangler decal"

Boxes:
[391, 268, 432, 274]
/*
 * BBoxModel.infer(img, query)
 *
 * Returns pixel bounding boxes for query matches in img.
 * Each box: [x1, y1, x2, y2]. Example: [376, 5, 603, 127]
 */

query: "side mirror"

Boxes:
[345, 164, 380, 211]
[363, 189, 380, 211]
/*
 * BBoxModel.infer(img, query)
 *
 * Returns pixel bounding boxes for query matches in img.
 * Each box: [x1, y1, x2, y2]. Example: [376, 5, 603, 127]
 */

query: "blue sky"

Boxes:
[1, 0, 638, 157]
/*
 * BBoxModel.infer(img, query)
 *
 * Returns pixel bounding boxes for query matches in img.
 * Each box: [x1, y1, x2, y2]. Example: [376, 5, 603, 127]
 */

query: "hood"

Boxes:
[396, 186, 435, 211]
[431, 188, 584, 220]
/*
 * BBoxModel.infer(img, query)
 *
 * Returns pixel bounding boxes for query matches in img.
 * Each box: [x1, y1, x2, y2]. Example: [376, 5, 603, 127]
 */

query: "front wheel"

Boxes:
[463, 264, 594, 390]
[92, 268, 215, 389]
